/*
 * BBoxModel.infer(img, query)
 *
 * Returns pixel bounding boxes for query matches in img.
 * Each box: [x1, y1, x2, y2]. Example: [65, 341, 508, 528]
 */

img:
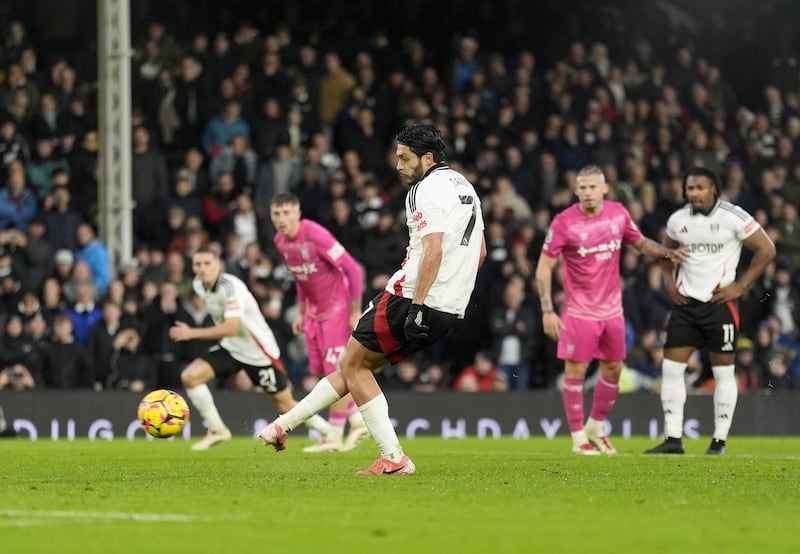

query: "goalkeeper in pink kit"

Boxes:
[535, 165, 688, 454]
[270, 192, 370, 452]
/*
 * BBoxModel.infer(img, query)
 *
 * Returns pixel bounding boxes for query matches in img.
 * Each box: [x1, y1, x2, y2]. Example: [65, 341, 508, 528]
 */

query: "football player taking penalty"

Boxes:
[260, 124, 486, 475]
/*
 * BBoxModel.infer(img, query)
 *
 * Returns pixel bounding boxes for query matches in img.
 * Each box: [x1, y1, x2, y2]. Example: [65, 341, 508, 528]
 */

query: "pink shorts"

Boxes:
[557, 312, 626, 362]
[304, 309, 352, 376]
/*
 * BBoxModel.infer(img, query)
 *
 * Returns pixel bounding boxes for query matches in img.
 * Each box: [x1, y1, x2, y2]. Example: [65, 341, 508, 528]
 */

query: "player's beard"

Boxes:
[407, 163, 425, 186]
[690, 196, 714, 215]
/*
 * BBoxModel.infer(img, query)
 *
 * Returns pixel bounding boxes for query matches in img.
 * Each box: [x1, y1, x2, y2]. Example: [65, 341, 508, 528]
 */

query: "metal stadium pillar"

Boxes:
[98, 0, 133, 269]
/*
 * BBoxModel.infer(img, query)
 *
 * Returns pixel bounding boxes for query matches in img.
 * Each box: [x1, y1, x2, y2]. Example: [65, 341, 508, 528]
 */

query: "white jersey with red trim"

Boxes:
[666, 200, 760, 302]
[385, 164, 484, 317]
[192, 272, 280, 366]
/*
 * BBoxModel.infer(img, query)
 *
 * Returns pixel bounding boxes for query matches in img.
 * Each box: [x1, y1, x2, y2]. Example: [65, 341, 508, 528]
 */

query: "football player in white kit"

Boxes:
[260, 124, 487, 474]
[646, 167, 775, 455]
[169, 246, 331, 450]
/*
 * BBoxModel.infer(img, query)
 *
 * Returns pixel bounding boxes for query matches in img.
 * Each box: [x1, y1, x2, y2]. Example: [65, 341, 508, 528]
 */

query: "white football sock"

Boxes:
[359, 394, 404, 462]
[275, 377, 340, 432]
[584, 417, 603, 437]
[348, 408, 366, 428]
[302, 414, 332, 437]
[571, 430, 589, 448]
[185, 384, 226, 432]
[660, 359, 688, 439]
[327, 425, 345, 443]
[711, 365, 737, 441]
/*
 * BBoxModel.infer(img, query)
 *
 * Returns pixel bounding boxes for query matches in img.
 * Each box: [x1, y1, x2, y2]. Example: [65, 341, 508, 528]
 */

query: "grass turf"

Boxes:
[1, 436, 798, 554]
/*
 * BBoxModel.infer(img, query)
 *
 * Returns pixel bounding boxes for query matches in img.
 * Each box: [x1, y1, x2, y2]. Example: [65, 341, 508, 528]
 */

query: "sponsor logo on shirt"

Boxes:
[576, 239, 622, 258]
[287, 262, 318, 278]
[327, 242, 345, 260]
[687, 243, 725, 253]
[413, 210, 427, 232]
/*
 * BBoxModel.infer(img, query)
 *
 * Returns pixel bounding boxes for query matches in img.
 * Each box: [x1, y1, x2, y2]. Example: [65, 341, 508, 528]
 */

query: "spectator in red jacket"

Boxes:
[453, 351, 509, 392]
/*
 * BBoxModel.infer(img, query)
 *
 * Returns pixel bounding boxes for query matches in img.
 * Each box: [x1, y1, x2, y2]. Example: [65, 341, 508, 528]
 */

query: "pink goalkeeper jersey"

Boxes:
[274, 219, 351, 321]
[541, 200, 642, 320]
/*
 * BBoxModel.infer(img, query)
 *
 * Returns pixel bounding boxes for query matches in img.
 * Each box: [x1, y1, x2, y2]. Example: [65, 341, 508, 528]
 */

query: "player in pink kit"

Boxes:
[535, 165, 688, 455]
[270, 192, 370, 452]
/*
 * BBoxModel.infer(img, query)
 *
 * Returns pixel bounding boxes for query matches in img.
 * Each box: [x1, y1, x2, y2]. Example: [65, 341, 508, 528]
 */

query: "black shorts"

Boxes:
[200, 345, 289, 394]
[352, 290, 458, 363]
[664, 300, 740, 353]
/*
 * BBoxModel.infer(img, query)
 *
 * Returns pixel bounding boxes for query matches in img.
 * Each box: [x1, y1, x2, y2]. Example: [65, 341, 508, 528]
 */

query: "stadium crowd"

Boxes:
[0, 1, 798, 395]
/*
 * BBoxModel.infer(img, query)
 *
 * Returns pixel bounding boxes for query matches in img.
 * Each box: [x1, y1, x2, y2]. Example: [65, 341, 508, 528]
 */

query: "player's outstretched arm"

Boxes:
[169, 317, 241, 341]
[632, 236, 689, 264]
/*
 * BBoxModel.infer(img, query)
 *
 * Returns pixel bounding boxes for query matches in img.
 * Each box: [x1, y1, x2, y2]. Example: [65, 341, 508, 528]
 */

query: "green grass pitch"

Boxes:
[1, 436, 798, 554]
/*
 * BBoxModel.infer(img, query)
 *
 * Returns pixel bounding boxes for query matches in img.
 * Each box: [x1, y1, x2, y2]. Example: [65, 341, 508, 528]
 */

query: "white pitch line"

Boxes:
[0, 509, 244, 524]
[0, 518, 49, 527]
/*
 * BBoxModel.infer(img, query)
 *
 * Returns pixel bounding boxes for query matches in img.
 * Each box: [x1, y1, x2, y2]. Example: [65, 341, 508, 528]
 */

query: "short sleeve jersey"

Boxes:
[665, 200, 759, 302]
[386, 164, 485, 317]
[274, 219, 351, 321]
[542, 200, 642, 320]
[192, 272, 281, 367]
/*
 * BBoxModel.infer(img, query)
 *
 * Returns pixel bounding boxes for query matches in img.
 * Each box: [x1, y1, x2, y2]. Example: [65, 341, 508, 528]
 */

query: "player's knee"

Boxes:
[602, 362, 623, 378]
[180, 364, 204, 388]
[269, 390, 295, 413]
[180, 369, 195, 388]
[338, 347, 359, 375]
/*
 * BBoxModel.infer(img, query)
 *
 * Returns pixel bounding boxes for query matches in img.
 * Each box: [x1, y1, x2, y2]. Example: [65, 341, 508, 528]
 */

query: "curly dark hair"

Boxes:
[683, 166, 720, 198]
[395, 124, 447, 162]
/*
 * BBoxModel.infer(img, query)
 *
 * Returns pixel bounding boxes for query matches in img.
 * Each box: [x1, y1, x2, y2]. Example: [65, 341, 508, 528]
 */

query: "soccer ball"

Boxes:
[138, 389, 190, 438]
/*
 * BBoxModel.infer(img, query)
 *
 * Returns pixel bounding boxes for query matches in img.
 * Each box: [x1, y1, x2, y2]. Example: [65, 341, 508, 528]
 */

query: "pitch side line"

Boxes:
[0, 509, 246, 524]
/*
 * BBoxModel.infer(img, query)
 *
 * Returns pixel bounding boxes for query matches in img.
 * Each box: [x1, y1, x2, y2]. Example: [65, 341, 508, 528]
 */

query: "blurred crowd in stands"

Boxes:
[0, 1, 798, 395]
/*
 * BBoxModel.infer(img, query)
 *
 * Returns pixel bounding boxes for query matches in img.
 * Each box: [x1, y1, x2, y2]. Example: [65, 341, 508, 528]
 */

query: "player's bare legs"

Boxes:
[338, 339, 414, 474]
[260, 369, 348, 449]
[181, 359, 232, 450]
[261, 339, 380, 438]
[337, 339, 384, 403]
[260, 338, 414, 474]
[313, 393, 369, 452]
